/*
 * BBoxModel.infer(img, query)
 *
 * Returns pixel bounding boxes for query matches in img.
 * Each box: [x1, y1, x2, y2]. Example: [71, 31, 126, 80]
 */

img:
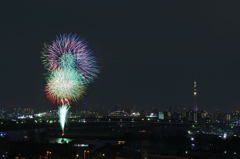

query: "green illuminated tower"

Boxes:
[193, 81, 198, 122]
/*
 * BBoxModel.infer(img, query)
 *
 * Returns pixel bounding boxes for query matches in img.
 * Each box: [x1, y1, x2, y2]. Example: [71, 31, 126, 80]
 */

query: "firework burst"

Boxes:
[41, 33, 99, 136]
[45, 67, 86, 104]
[42, 34, 98, 83]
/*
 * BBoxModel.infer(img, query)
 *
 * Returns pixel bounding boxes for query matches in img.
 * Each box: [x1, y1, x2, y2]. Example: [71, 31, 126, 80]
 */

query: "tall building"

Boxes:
[193, 81, 198, 122]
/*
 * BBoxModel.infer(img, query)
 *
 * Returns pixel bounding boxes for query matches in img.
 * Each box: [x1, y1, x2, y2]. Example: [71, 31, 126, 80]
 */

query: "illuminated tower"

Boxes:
[193, 81, 198, 122]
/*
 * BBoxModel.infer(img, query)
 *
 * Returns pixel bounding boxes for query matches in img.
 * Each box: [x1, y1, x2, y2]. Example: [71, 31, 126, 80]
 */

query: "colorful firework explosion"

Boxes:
[42, 34, 98, 84]
[41, 33, 99, 136]
[45, 67, 86, 104]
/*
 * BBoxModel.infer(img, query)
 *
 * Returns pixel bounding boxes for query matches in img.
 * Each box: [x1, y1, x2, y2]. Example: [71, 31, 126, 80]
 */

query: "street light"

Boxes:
[46, 151, 52, 159]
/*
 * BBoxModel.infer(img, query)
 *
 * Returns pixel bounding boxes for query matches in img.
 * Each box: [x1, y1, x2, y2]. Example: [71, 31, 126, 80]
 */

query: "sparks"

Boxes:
[58, 104, 69, 136]
[45, 67, 86, 104]
[42, 34, 99, 84]
[41, 33, 99, 136]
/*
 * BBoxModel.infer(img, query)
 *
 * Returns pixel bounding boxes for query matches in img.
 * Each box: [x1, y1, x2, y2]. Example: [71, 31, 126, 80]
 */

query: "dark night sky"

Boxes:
[0, 1, 240, 111]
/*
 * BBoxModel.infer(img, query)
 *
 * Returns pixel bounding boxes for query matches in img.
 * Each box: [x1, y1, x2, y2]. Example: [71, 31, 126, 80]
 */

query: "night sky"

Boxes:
[0, 1, 240, 111]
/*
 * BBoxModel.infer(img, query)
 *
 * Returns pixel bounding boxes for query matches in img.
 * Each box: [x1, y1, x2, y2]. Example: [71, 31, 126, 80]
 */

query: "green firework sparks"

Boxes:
[45, 67, 86, 104]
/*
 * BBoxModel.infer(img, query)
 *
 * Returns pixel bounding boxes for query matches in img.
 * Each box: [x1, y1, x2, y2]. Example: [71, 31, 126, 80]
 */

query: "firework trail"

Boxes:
[58, 104, 69, 136]
[42, 33, 98, 136]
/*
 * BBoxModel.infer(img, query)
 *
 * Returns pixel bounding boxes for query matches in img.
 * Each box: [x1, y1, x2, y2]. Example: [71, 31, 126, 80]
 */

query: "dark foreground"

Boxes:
[0, 119, 240, 159]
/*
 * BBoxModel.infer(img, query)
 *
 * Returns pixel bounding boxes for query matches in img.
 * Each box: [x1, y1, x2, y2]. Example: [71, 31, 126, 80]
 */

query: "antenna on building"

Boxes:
[193, 80, 198, 123]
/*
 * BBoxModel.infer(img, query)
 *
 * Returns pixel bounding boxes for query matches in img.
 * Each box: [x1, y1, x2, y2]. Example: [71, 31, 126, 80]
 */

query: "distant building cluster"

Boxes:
[1, 104, 240, 125]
